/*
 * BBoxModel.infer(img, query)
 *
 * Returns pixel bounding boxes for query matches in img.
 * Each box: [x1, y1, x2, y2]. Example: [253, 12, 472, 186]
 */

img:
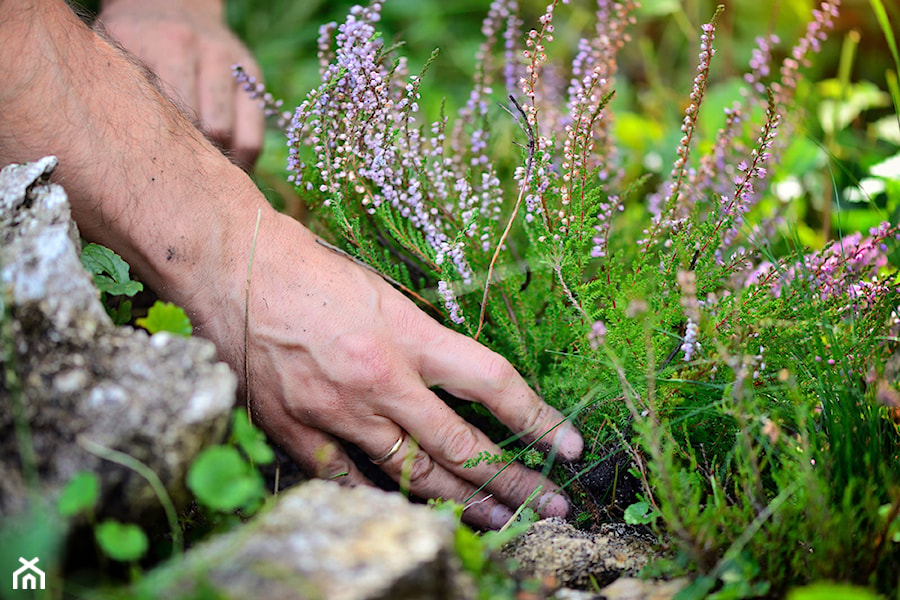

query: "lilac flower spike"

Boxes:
[590, 195, 623, 259]
[287, 2, 474, 285]
[744, 34, 780, 96]
[717, 96, 781, 261]
[437, 280, 466, 325]
[231, 65, 292, 128]
[773, 0, 841, 105]
[639, 7, 723, 251]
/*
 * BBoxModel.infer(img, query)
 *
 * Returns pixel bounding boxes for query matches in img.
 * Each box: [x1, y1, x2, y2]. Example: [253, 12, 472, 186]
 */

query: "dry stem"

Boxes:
[475, 95, 536, 340]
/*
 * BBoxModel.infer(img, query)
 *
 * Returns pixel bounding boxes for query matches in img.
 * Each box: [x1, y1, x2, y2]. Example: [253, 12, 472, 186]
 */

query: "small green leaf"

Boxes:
[455, 525, 488, 574]
[95, 520, 148, 562]
[80, 243, 143, 297]
[58, 471, 100, 517]
[624, 501, 657, 525]
[635, 0, 680, 17]
[136, 301, 192, 336]
[787, 582, 882, 600]
[514, 507, 537, 525]
[109, 299, 134, 327]
[230, 409, 275, 465]
[187, 446, 265, 512]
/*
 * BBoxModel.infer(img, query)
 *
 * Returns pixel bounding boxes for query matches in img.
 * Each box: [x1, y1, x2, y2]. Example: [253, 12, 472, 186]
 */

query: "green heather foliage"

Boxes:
[242, 0, 900, 594]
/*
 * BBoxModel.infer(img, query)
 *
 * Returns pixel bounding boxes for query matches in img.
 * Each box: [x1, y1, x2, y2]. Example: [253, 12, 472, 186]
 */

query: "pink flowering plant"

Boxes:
[246, 0, 900, 594]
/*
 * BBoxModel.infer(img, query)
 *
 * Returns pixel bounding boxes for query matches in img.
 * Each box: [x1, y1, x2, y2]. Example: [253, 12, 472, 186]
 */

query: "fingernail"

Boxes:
[537, 492, 570, 519]
[489, 505, 516, 529]
[556, 425, 584, 460]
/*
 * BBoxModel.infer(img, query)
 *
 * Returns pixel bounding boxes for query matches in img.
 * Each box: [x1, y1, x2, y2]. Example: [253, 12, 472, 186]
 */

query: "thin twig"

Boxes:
[475, 95, 536, 340]
[554, 262, 589, 320]
[245, 209, 262, 426]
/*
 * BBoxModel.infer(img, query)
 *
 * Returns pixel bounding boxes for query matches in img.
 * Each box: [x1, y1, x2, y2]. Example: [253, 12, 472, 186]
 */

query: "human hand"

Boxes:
[97, 0, 264, 169]
[195, 212, 585, 530]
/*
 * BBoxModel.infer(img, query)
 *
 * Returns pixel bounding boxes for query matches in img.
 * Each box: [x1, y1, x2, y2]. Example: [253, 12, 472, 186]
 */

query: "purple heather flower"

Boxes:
[641, 9, 722, 252]
[773, 0, 840, 105]
[288, 2, 480, 284]
[589, 320, 607, 349]
[437, 280, 465, 325]
[590, 196, 623, 260]
[232, 65, 292, 128]
[681, 319, 699, 362]
[744, 34, 780, 95]
[716, 98, 781, 263]
[740, 221, 899, 317]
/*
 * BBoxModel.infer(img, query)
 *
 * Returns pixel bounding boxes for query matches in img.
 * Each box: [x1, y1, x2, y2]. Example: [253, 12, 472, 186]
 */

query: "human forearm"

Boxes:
[0, 0, 266, 318]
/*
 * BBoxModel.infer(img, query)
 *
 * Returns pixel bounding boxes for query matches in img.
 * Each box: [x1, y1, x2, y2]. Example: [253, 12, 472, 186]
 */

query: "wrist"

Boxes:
[0, 0, 265, 341]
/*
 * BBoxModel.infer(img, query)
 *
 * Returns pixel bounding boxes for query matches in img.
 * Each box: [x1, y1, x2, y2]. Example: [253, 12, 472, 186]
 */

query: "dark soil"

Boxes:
[560, 445, 643, 526]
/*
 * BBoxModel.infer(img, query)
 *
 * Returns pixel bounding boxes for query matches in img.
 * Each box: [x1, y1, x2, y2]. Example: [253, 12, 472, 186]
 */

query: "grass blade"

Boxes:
[869, 0, 900, 128]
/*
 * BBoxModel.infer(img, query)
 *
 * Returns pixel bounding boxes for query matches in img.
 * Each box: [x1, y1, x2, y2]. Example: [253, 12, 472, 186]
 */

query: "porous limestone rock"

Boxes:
[139, 480, 473, 600]
[551, 577, 688, 600]
[504, 517, 657, 589]
[593, 577, 689, 600]
[0, 157, 236, 520]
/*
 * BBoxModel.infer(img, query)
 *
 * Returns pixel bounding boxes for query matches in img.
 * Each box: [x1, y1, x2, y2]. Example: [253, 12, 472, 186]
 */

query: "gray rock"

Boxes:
[593, 577, 689, 600]
[504, 517, 658, 589]
[139, 480, 473, 600]
[549, 577, 689, 600]
[0, 157, 236, 520]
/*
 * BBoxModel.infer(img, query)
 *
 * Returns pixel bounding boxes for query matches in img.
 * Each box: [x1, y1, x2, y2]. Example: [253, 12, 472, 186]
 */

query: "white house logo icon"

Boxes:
[12, 557, 45, 590]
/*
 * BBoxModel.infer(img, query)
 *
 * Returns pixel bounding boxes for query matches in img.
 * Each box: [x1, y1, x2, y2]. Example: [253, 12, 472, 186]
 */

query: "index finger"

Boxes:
[419, 326, 584, 461]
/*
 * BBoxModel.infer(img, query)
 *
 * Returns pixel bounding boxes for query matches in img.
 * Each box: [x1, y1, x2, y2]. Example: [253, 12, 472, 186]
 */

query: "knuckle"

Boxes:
[518, 401, 556, 443]
[312, 445, 352, 481]
[438, 423, 482, 468]
[162, 23, 196, 50]
[404, 449, 436, 485]
[205, 43, 234, 67]
[477, 351, 518, 396]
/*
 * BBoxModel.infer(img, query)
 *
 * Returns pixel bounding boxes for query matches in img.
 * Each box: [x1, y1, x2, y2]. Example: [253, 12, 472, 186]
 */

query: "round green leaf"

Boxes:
[624, 501, 657, 525]
[95, 520, 148, 562]
[135, 301, 193, 336]
[58, 471, 100, 517]
[187, 446, 264, 512]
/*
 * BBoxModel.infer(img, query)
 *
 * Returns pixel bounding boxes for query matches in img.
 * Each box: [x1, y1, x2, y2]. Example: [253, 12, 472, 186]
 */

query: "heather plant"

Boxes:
[239, 0, 900, 594]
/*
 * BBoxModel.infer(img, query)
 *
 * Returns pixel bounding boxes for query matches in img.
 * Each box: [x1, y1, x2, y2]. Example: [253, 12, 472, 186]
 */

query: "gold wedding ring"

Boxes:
[371, 433, 406, 465]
